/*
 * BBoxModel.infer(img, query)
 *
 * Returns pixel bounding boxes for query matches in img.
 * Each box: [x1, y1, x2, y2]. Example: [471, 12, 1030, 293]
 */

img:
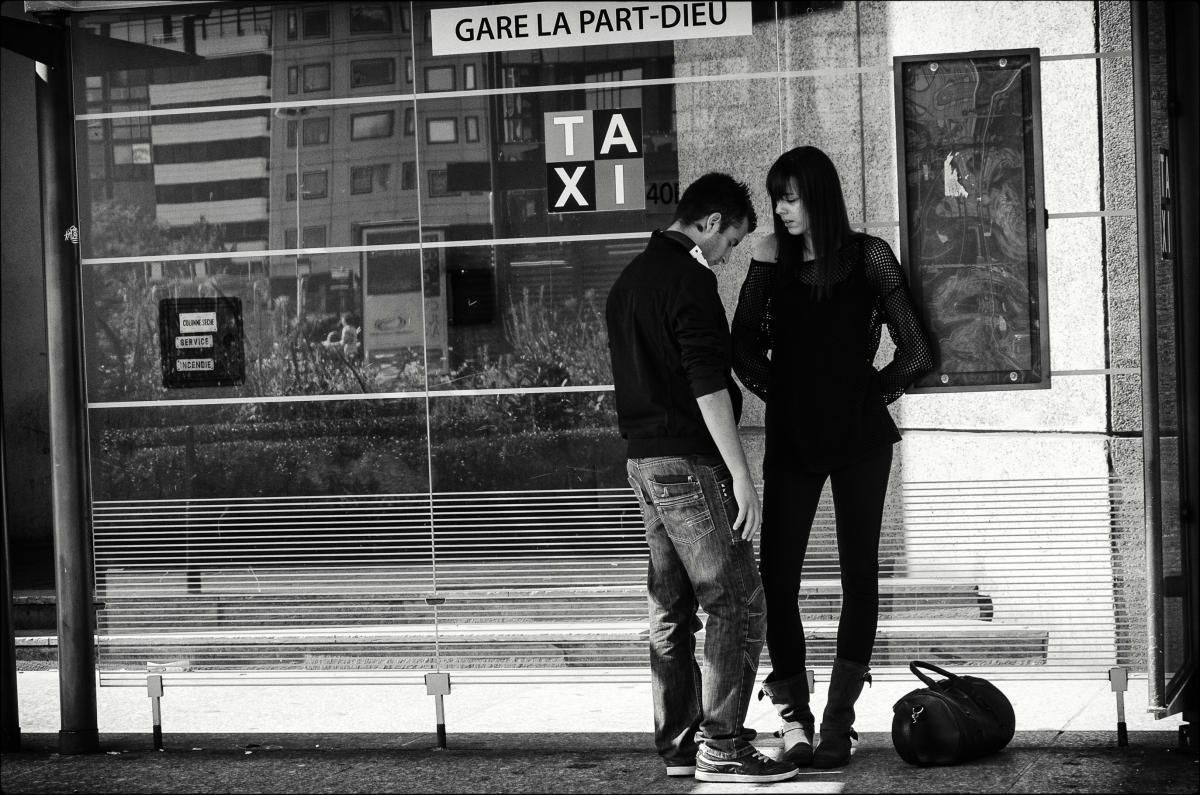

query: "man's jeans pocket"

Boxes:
[645, 473, 716, 544]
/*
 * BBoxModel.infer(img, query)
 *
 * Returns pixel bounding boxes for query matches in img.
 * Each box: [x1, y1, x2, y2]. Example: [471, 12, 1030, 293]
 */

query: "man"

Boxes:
[605, 173, 797, 784]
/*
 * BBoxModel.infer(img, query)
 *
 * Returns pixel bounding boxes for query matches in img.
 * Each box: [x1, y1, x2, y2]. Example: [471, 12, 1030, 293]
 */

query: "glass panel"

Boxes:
[89, 399, 430, 501]
[429, 240, 619, 392]
[80, 252, 436, 403]
[428, 393, 620, 493]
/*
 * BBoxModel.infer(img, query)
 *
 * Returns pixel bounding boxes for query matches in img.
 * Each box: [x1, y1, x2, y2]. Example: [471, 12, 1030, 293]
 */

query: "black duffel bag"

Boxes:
[891, 660, 1016, 766]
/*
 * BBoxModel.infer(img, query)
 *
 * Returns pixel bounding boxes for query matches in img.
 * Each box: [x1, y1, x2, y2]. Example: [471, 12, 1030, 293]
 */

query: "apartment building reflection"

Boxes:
[78, 2, 681, 391]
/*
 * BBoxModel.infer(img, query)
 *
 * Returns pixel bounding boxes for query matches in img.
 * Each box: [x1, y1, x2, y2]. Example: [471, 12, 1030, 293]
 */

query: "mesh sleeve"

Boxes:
[863, 238, 935, 403]
[731, 259, 775, 401]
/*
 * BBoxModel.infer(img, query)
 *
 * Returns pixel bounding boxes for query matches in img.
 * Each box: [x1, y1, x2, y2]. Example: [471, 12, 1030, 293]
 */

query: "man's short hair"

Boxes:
[672, 172, 757, 234]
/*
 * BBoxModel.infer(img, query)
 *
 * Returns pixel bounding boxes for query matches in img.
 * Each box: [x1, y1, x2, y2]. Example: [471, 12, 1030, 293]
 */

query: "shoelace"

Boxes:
[747, 749, 777, 765]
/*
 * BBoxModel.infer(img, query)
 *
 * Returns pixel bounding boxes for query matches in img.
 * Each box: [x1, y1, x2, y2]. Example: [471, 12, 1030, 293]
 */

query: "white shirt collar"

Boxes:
[662, 229, 711, 269]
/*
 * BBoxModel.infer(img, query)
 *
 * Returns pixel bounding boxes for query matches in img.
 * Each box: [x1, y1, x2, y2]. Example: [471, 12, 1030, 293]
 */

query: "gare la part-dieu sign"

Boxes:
[544, 108, 645, 213]
[430, 2, 752, 56]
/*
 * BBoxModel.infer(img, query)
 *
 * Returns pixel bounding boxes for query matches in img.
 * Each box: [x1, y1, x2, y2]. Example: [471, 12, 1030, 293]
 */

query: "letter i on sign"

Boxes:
[593, 109, 645, 212]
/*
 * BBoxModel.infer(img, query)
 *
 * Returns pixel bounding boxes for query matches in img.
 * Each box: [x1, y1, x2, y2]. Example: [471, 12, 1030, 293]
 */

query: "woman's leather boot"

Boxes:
[812, 657, 871, 769]
[759, 671, 815, 766]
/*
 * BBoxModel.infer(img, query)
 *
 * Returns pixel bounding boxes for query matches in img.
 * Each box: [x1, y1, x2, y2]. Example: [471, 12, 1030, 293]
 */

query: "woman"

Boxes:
[732, 146, 934, 769]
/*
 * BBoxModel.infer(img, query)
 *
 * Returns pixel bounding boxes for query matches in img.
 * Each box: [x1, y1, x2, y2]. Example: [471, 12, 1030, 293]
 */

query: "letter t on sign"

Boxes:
[543, 111, 594, 163]
[553, 116, 586, 157]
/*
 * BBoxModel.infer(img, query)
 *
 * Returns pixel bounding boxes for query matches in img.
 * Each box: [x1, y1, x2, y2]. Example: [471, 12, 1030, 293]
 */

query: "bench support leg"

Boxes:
[147, 674, 164, 750]
[425, 672, 451, 749]
[1109, 666, 1129, 747]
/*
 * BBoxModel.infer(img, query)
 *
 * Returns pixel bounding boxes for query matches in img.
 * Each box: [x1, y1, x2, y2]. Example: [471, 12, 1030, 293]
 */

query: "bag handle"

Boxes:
[910, 660, 961, 689]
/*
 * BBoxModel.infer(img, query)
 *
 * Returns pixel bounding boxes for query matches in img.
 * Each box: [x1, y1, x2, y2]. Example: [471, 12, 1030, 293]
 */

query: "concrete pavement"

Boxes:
[3, 670, 1196, 793]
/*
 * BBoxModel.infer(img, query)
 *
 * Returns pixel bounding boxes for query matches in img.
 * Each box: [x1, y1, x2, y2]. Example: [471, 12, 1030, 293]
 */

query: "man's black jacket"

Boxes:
[605, 230, 743, 459]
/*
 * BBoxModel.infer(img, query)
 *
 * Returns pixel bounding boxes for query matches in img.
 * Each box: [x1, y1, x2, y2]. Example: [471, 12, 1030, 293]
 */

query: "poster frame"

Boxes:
[894, 47, 1051, 393]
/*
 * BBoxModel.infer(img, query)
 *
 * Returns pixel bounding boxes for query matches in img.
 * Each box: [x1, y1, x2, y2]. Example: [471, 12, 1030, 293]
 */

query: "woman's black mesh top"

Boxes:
[732, 234, 934, 471]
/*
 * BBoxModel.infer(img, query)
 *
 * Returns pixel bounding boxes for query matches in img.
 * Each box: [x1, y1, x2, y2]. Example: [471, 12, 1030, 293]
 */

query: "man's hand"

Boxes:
[731, 472, 761, 543]
[695, 389, 761, 544]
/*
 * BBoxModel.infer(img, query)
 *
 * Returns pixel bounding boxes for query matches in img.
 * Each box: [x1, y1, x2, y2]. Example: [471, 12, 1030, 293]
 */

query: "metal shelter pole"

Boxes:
[1, 419, 19, 752]
[1131, 0, 1166, 715]
[33, 11, 99, 754]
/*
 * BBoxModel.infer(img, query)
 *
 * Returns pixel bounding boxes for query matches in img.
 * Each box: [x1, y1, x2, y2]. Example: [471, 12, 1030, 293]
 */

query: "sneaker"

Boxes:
[695, 746, 798, 783]
[664, 763, 695, 777]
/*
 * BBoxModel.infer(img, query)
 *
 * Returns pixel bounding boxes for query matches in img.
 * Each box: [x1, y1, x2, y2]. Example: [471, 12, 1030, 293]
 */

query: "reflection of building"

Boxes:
[436, 44, 679, 371]
[80, 7, 274, 250]
[493, 44, 678, 294]
[265, 4, 493, 372]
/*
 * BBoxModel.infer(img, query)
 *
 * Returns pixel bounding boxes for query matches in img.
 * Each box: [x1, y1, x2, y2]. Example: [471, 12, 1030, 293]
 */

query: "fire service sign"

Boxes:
[545, 108, 645, 213]
[430, 2, 752, 56]
[158, 297, 245, 388]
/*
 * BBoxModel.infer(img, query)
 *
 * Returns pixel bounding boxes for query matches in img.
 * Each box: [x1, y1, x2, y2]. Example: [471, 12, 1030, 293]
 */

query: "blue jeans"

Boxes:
[626, 455, 765, 763]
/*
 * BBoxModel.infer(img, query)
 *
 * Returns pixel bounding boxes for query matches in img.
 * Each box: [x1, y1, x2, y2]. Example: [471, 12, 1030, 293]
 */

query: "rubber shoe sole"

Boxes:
[694, 766, 798, 783]
[695, 753, 798, 783]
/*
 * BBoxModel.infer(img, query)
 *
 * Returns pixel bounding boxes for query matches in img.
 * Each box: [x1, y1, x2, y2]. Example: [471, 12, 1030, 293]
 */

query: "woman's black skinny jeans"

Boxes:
[760, 444, 893, 675]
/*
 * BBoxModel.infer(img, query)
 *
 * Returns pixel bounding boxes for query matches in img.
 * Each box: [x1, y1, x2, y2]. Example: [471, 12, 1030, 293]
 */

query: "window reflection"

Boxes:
[302, 62, 331, 92]
[351, 57, 396, 87]
[72, 2, 682, 403]
[349, 5, 393, 35]
[428, 393, 621, 493]
[89, 400, 430, 501]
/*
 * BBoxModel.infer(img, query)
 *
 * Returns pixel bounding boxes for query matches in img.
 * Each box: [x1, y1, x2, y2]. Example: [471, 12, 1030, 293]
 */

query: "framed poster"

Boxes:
[894, 48, 1050, 392]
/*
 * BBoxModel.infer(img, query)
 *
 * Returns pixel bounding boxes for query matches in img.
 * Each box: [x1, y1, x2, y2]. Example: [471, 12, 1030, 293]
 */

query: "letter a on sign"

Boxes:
[599, 115, 637, 156]
[593, 109, 642, 160]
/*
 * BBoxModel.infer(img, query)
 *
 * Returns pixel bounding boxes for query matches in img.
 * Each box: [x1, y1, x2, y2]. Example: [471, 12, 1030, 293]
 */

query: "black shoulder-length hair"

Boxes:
[765, 146, 857, 292]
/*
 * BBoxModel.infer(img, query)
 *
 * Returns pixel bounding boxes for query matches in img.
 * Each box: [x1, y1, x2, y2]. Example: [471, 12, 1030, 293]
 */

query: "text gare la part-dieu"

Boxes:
[453, 3, 734, 44]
